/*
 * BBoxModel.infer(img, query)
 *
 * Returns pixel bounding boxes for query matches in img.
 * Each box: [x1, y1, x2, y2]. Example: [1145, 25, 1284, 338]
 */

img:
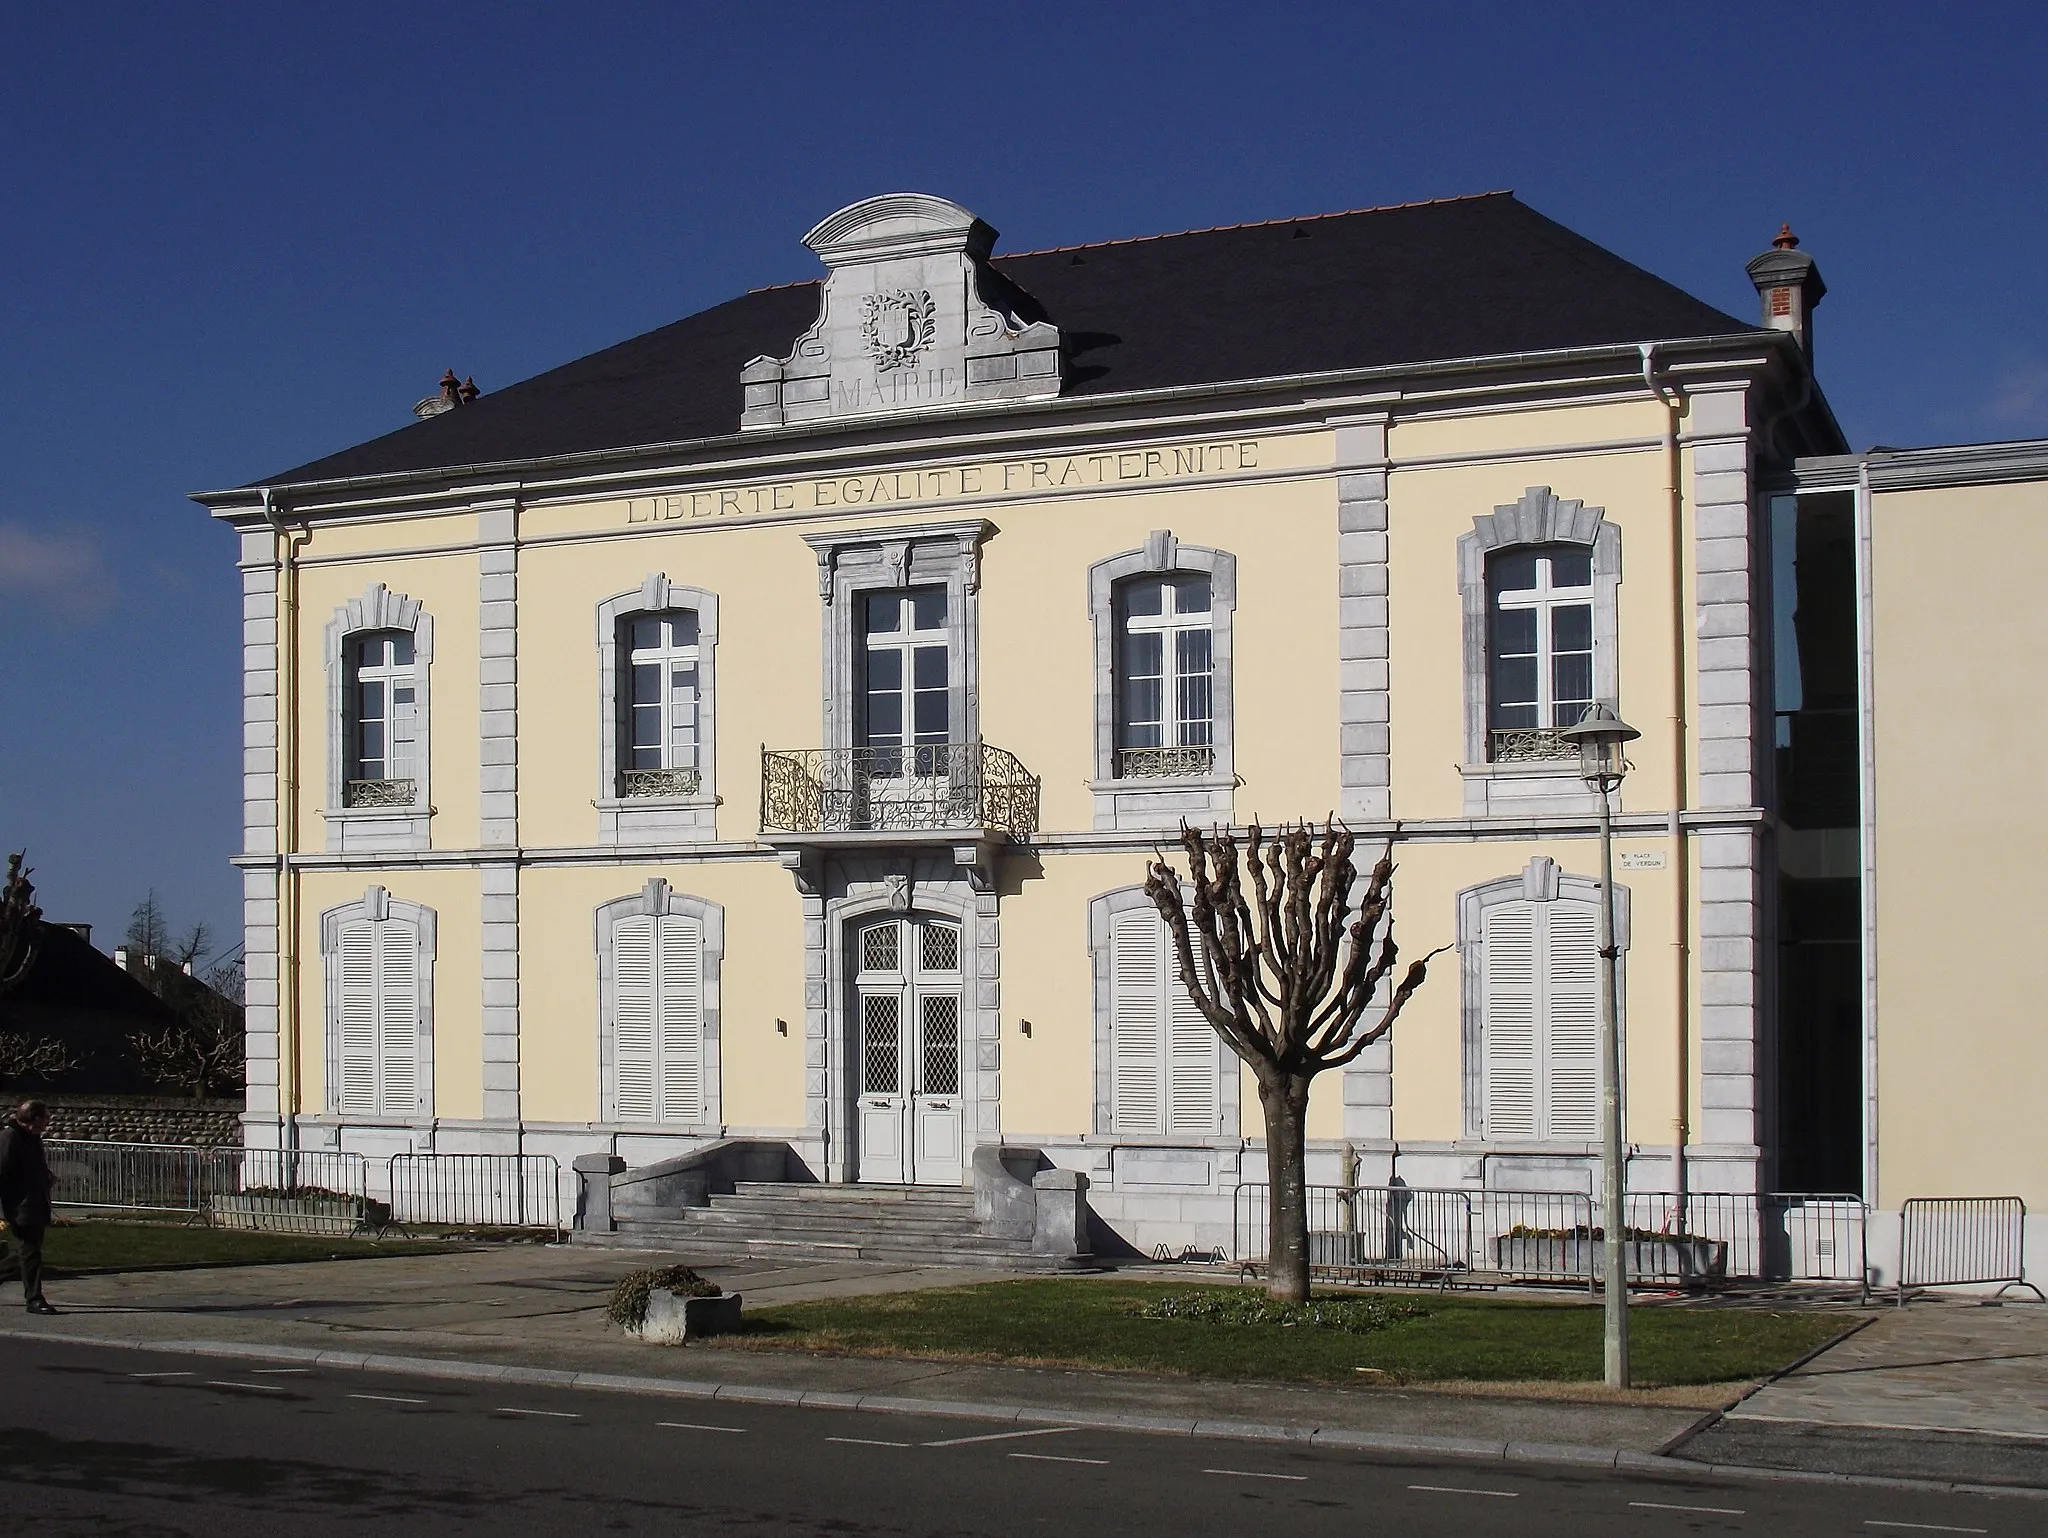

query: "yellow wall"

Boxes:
[1873, 480, 2048, 1206]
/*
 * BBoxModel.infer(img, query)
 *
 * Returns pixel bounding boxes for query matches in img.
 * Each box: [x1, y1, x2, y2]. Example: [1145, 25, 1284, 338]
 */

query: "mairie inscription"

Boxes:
[625, 440, 1261, 527]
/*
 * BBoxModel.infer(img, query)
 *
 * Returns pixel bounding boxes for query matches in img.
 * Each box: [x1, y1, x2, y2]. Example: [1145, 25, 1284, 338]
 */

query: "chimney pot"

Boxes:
[458, 375, 480, 404]
[1772, 222, 1800, 250]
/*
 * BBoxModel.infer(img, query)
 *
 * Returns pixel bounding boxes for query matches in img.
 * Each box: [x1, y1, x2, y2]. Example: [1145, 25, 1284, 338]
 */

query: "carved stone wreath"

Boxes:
[860, 289, 937, 372]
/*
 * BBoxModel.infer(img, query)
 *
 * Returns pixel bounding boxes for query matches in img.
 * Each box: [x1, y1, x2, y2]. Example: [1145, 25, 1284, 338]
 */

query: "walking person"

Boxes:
[0, 1100, 59, 1314]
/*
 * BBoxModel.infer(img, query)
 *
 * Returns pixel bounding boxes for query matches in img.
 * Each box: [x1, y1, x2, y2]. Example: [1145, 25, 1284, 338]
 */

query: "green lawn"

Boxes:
[33, 1221, 460, 1274]
[734, 1279, 1855, 1388]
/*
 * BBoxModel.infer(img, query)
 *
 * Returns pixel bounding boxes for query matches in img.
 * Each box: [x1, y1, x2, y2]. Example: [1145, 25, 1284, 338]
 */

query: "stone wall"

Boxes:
[41, 1097, 243, 1148]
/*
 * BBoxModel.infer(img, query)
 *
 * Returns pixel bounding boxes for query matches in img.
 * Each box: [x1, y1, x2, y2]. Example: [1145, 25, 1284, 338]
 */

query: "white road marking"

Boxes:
[924, 1426, 1079, 1448]
[657, 1422, 747, 1434]
[204, 1380, 289, 1392]
[1408, 1483, 1518, 1498]
[492, 1407, 581, 1419]
[1631, 1501, 1746, 1516]
[826, 1436, 910, 1448]
[1204, 1468, 1307, 1482]
[129, 1371, 194, 1379]
[349, 1393, 429, 1406]
[1011, 1452, 1109, 1466]
[1864, 1524, 1989, 1535]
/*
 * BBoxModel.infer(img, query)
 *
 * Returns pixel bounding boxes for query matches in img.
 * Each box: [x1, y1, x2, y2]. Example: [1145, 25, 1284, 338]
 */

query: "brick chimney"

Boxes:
[1746, 223, 1826, 361]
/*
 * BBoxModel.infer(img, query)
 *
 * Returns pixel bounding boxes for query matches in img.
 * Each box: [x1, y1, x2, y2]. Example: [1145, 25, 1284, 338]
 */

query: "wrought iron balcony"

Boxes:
[1116, 744, 1216, 779]
[760, 741, 1040, 837]
[621, 766, 701, 798]
[1489, 727, 1577, 764]
[343, 777, 416, 808]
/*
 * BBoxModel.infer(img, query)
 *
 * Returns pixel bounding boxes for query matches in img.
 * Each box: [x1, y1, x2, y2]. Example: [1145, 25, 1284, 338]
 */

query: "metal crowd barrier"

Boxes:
[385, 1152, 564, 1233]
[1234, 1183, 1878, 1292]
[45, 1141, 563, 1237]
[1898, 1196, 2041, 1303]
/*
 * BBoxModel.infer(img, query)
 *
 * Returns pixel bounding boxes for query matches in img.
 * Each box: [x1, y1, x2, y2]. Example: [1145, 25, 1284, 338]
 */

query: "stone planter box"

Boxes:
[1493, 1235, 1728, 1282]
[629, 1290, 744, 1345]
[208, 1194, 386, 1236]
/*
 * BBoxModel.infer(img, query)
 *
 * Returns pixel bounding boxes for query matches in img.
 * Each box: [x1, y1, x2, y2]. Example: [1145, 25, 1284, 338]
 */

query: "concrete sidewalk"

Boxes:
[7, 1242, 2041, 1489]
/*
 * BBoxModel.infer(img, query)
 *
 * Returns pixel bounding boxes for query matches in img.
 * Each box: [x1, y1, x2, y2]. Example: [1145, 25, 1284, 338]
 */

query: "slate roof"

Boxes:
[259, 193, 1757, 488]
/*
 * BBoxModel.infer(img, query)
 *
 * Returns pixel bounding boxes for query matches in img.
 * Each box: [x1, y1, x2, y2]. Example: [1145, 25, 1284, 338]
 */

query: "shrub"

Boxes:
[607, 1264, 721, 1330]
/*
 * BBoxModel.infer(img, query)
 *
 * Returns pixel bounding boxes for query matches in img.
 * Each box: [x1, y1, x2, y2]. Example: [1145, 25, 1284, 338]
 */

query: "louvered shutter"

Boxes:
[1165, 935, 1220, 1134]
[336, 921, 379, 1115]
[1109, 909, 1164, 1134]
[657, 913, 704, 1121]
[1543, 902, 1601, 1139]
[613, 915, 658, 1120]
[375, 920, 420, 1115]
[1482, 902, 1540, 1138]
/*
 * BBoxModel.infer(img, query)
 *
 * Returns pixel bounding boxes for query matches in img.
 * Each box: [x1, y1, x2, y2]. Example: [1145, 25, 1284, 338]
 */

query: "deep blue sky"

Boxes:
[2, 5, 2043, 958]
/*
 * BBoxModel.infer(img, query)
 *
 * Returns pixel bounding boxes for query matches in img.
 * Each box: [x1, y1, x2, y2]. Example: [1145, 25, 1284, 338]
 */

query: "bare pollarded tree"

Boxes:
[1144, 821, 1447, 1302]
[0, 851, 42, 999]
[0, 1032, 74, 1090]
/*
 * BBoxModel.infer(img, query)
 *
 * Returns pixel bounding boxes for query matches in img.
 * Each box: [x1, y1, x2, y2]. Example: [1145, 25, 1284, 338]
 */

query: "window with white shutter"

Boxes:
[1480, 896, 1601, 1140]
[1107, 907, 1221, 1136]
[608, 910, 705, 1123]
[329, 911, 427, 1118]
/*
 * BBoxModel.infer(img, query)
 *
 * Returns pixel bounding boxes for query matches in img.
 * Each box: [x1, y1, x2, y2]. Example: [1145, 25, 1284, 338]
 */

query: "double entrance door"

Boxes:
[853, 915, 964, 1185]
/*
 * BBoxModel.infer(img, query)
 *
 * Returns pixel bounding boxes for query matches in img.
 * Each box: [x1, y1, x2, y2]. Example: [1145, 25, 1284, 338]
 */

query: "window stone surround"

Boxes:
[318, 885, 438, 1119]
[594, 574, 722, 845]
[1456, 856, 1630, 1142]
[1086, 885, 1241, 1139]
[324, 583, 435, 853]
[1086, 532, 1237, 831]
[1457, 487, 1622, 817]
[803, 519, 991, 754]
[593, 879, 726, 1128]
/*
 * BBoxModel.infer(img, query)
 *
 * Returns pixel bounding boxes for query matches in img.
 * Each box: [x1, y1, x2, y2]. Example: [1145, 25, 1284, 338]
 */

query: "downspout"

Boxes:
[1641, 344, 1691, 1205]
[1854, 458, 1879, 1210]
[260, 488, 307, 1160]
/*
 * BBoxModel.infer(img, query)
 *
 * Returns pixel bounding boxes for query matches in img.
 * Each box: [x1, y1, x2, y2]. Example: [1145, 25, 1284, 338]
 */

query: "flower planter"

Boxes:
[1493, 1235, 1728, 1282]
[208, 1193, 385, 1236]
[628, 1289, 744, 1345]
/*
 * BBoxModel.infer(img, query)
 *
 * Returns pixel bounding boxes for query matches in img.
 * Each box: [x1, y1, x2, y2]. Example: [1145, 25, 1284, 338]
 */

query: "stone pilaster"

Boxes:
[238, 529, 282, 1131]
[1334, 414, 1392, 822]
[477, 501, 519, 848]
[480, 862, 521, 1128]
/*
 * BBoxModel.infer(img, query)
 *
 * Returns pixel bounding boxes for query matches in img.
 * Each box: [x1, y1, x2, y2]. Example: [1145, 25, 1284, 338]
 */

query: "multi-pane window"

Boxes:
[1108, 907, 1221, 1135]
[1480, 898, 1600, 1140]
[610, 912, 705, 1123]
[859, 587, 950, 775]
[1487, 546, 1594, 760]
[1116, 575, 1214, 777]
[622, 611, 701, 797]
[333, 914, 424, 1117]
[346, 633, 419, 806]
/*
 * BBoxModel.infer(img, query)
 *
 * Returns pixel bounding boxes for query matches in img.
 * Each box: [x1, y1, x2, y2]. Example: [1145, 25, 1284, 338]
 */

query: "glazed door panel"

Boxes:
[852, 916, 965, 1186]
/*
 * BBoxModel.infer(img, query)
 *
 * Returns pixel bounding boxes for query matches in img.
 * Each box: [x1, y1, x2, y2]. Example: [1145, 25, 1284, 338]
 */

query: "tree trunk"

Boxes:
[1260, 1073, 1314, 1302]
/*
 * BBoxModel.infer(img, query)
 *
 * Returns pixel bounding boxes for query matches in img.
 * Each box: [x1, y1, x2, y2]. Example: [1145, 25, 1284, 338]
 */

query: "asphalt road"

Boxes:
[0, 1337, 2031, 1537]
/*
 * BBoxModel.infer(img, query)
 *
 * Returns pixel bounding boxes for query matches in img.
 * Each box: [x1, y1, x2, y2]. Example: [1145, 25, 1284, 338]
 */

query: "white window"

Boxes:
[1480, 897, 1599, 1140]
[1108, 907, 1222, 1135]
[622, 611, 701, 796]
[1487, 545, 1594, 753]
[1115, 575, 1214, 778]
[609, 911, 705, 1123]
[321, 888, 434, 1120]
[346, 632, 419, 803]
[859, 586, 951, 756]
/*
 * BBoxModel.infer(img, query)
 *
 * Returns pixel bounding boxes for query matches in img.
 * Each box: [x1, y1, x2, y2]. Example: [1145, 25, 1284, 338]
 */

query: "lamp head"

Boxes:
[1559, 702, 1639, 789]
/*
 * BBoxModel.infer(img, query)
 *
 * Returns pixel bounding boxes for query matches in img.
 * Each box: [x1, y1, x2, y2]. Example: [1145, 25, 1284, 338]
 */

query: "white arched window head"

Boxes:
[325, 584, 434, 852]
[595, 576, 720, 845]
[320, 885, 436, 1120]
[1087, 886, 1238, 1139]
[1087, 532, 1237, 831]
[1456, 856, 1628, 1143]
[595, 879, 724, 1126]
[1458, 488, 1622, 816]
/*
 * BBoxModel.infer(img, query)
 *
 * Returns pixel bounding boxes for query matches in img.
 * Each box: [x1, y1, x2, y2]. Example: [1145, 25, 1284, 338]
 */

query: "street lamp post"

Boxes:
[1561, 702, 1640, 1389]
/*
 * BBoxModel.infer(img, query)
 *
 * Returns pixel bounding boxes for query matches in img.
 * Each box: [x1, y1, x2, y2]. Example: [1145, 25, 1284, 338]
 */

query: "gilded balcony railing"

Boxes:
[1488, 727, 1576, 764]
[621, 766, 701, 798]
[344, 777, 416, 808]
[760, 742, 1040, 837]
[1116, 744, 1215, 778]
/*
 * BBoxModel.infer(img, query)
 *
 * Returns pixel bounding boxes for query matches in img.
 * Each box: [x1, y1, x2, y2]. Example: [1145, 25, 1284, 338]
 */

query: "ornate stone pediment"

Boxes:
[741, 194, 1062, 429]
